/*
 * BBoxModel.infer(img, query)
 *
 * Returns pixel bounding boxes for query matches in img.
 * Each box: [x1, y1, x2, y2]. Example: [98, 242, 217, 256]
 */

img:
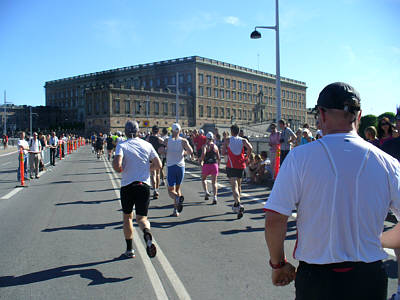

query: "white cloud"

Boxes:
[224, 16, 240, 26]
[93, 19, 139, 48]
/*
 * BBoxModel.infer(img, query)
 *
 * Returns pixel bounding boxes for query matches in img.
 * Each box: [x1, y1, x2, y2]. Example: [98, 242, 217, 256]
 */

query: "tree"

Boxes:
[378, 112, 396, 123]
[358, 114, 377, 139]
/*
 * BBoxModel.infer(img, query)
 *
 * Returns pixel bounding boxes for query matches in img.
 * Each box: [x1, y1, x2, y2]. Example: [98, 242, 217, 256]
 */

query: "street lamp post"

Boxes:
[250, 0, 281, 122]
[3, 90, 13, 136]
[166, 72, 179, 123]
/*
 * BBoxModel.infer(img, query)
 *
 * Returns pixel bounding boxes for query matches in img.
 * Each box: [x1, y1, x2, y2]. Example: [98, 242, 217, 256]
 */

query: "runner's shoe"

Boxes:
[205, 192, 210, 201]
[144, 232, 157, 258]
[123, 249, 135, 258]
[237, 204, 245, 219]
[153, 191, 159, 199]
[232, 203, 239, 213]
[176, 196, 184, 213]
[212, 196, 217, 205]
[172, 208, 180, 217]
[390, 293, 400, 300]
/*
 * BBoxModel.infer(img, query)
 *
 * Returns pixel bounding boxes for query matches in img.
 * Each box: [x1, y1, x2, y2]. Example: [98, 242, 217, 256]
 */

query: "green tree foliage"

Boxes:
[358, 114, 377, 139]
[378, 112, 396, 123]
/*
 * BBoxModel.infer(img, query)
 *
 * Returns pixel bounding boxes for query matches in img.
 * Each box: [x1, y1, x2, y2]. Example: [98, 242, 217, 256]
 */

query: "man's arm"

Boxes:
[112, 155, 123, 173]
[242, 138, 253, 157]
[265, 210, 296, 286]
[381, 223, 400, 249]
[182, 139, 193, 155]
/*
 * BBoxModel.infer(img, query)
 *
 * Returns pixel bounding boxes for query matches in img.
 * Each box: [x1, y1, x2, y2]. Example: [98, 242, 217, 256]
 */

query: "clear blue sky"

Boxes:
[1, 0, 399, 117]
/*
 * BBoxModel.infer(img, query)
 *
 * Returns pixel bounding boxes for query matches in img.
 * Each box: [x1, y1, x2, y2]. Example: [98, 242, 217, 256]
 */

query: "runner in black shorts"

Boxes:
[106, 134, 115, 161]
[113, 120, 162, 258]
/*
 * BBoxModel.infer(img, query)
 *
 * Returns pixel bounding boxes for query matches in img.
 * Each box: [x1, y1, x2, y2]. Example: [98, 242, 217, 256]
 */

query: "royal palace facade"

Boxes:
[45, 56, 307, 134]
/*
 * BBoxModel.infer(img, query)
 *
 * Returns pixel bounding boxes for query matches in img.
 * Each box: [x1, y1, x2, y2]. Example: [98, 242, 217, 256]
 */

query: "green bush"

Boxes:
[358, 114, 377, 139]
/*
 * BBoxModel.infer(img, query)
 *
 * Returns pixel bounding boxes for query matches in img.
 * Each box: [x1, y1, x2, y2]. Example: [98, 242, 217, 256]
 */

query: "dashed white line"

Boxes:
[1, 187, 23, 200]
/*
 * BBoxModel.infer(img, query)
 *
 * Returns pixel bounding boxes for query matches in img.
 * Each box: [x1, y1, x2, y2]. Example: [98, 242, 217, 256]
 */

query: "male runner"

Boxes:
[165, 123, 193, 216]
[113, 120, 161, 258]
[95, 133, 104, 159]
[159, 128, 169, 186]
[222, 124, 252, 218]
[146, 125, 164, 199]
[106, 133, 115, 161]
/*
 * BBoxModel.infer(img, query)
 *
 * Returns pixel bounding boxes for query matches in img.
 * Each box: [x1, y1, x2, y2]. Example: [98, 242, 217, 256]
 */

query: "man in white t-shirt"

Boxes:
[113, 120, 162, 258]
[264, 82, 400, 299]
[29, 132, 42, 179]
[17, 131, 29, 182]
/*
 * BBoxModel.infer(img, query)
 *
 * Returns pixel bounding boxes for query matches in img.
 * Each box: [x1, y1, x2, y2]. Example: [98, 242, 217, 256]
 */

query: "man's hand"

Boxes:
[271, 262, 296, 286]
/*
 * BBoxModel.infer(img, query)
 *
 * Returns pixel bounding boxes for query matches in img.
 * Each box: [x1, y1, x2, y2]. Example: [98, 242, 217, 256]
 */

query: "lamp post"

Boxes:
[250, 0, 281, 122]
[166, 72, 179, 123]
[3, 91, 13, 136]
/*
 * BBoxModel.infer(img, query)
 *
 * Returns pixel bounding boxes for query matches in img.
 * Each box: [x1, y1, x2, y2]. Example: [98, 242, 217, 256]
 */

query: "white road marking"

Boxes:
[104, 158, 192, 300]
[1, 187, 23, 200]
[0, 150, 17, 158]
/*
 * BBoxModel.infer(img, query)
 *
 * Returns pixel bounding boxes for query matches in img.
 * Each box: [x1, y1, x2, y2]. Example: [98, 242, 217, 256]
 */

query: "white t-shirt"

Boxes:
[166, 137, 185, 167]
[18, 139, 29, 155]
[264, 132, 400, 264]
[115, 137, 159, 187]
[29, 138, 41, 153]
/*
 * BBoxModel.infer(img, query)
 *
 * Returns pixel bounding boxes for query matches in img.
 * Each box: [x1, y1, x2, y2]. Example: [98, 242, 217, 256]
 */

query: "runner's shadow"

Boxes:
[220, 226, 264, 235]
[150, 213, 231, 228]
[56, 198, 119, 206]
[150, 202, 205, 211]
[42, 221, 122, 232]
[0, 256, 132, 287]
[66, 172, 112, 176]
[85, 188, 118, 193]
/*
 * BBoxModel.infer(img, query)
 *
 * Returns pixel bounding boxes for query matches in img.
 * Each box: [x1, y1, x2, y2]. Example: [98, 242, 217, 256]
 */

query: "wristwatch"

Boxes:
[269, 258, 287, 269]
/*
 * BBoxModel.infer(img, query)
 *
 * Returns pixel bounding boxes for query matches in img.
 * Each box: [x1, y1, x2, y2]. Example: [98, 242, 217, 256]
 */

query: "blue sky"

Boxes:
[1, 0, 399, 117]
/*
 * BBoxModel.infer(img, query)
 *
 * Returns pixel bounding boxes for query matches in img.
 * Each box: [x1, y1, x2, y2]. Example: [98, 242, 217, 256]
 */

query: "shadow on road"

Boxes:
[42, 221, 122, 232]
[150, 213, 232, 228]
[65, 172, 112, 176]
[0, 257, 132, 287]
[85, 188, 118, 193]
[56, 198, 119, 206]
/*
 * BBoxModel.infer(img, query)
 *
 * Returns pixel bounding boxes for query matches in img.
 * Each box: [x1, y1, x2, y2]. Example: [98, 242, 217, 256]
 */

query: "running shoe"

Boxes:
[123, 249, 135, 258]
[172, 208, 180, 217]
[153, 191, 159, 199]
[205, 192, 210, 201]
[212, 196, 217, 205]
[232, 204, 240, 213]
[237, 204, 245, 219]
[144, 232, 157, 258]
[177, 196, 184, 213]
[390, 293, 400, 300]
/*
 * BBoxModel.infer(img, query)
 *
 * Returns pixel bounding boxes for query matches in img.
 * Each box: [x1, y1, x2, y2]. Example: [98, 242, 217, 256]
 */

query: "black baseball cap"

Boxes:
[317, 82, 361, 114]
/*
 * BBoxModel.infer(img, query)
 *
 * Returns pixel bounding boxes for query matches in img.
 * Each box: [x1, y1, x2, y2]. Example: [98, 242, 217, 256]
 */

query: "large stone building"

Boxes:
[45, 56, 307, 134]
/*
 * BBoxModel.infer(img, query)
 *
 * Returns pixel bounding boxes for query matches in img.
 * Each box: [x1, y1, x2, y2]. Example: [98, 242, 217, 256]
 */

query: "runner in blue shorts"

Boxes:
[165, 123, 193, 216]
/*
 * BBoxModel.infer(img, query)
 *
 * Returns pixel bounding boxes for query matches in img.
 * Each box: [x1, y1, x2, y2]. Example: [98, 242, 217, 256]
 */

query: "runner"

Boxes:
[146, 125, 164, 199]
[91, 132, 96, 153]
[95, 133, 104, 159]
[106, 133, 115, 161]
[159, 128, 169, 186]
[112, 120, 161, 258]
[194, 129, 207, 159]
[222, 124, 252, 219]
[199, 132, 220, 204]
[165, 123, 193, 217]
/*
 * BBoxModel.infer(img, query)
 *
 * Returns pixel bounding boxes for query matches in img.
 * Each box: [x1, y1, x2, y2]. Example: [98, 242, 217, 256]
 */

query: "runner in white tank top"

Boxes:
[164, 123, 193, 217]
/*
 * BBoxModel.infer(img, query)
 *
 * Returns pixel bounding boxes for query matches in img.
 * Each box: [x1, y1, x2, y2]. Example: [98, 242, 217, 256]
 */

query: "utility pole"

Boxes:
[3, 91, 6, 136]
[176, 72, 179, 123]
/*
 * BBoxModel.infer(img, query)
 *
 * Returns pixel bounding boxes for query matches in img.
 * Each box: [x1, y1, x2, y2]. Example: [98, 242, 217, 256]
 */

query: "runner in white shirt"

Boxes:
[165, 123, 193, 217]
[264, 82, 400, 300]
[28, 132, 42, 179]
[113, 120, 162, 258]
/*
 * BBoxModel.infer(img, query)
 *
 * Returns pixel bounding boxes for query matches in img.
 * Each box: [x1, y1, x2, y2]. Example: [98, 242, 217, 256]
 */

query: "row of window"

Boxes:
[198, 105, 252, 121]
[198, 74, 305, 101]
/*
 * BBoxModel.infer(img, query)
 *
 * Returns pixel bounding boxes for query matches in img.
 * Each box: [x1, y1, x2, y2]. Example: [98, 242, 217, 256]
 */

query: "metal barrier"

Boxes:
[248, 137, 271, 155]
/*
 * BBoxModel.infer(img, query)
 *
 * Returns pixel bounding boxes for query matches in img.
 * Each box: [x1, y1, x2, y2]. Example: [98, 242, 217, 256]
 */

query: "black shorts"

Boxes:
[120, 181, 150, 215]
[226, 167, 244, 178]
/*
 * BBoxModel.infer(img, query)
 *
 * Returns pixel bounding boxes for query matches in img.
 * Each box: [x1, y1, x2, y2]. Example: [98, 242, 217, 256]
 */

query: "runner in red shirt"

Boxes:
[194, 129, 207, 159]
[222, 124, 252, 219]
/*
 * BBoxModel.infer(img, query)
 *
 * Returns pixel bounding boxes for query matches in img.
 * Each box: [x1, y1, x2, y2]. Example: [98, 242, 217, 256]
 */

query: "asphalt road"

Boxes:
[0, 146, 398, 299]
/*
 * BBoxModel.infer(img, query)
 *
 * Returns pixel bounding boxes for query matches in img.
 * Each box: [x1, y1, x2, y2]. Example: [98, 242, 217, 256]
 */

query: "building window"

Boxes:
[207, 87, 211, 97]
[180, 104, 185, 116]
[232, 91, 236, 100]
[171, 103, 176, 116]
[220, 78, 224, 87]
[226, 79, 231, 88]
[156, 78, 161, 86]
[220, 89, 224, 99]
[154, 102, 159, 115]
[238, 92, 242, 101]
[248, 110, 252, 120]
[243, 93, 247, 101]
[214, 76, 218, 86]
[233, 109, 236, 118]
[199, 105, 204, 117]
[214, 88, 218, 98]
[187, 74, 192, 83]
[253, 84, 257, 92]
[135, 101, 141, 114]
[232, 80, 236, 89]
[113, 100, 120, 114]
[205, 106, 211, 118]
[187, 87, 192, 95]
[164, 77, 168, 85]
[243, 82, 247, 91]
[95, 101, 99, 115]
[226, 108, 231, 119]
[125, 100, 130, 114]
[149, 79, 153, 88]
[282, 90, 286, 98]
[249, 84, 252, 92]
[179, 75, 184, 84]
[226, 90, 230, 99]
[172, 76, 176, 85]
[220, 107, 224, 118]
[214, 107, 218, 118]
[249, 94, 252, 102]
[207, 75, 211, 84]
[244, 110, 247, 120]
[239, 110, 242, 120]
[199, 74, 203, 84]
[199, 86, 204, 96]
[163, 102, 168, 115]
[103, 99, 108, 113]
[238, 81, 242, 90]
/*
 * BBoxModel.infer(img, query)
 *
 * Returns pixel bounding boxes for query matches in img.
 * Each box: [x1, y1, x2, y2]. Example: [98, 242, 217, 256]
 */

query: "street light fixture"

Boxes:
[250, 0, 281, 122]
